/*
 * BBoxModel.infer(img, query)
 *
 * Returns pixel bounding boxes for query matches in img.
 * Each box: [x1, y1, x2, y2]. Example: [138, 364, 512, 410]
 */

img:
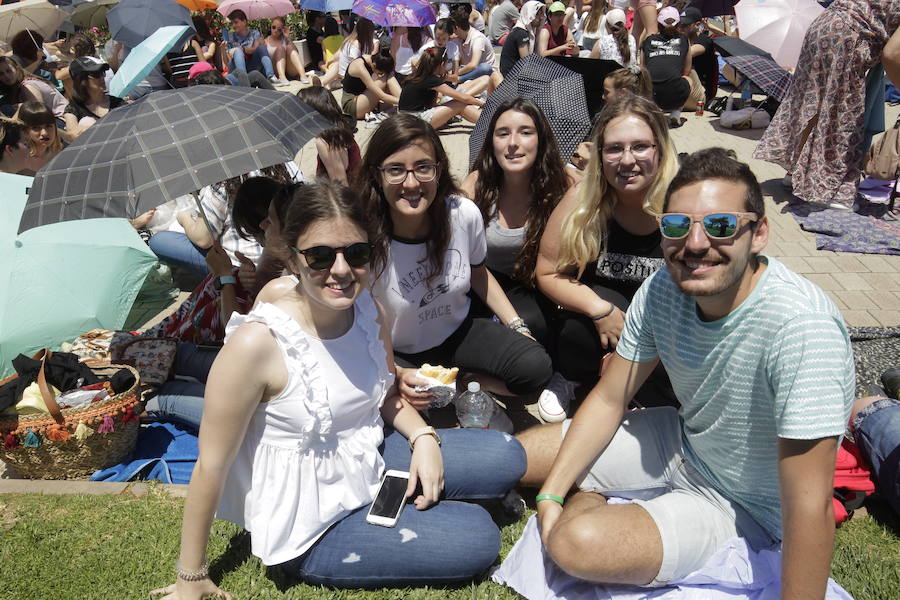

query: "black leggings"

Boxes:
[394, 308, 553, 396]
[554, 282, 677, 408]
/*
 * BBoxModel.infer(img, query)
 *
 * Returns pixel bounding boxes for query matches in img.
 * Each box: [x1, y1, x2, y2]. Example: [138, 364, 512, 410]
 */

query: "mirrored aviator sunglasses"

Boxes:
[657, 212, 758, 240]
[291, 242, 375, 270]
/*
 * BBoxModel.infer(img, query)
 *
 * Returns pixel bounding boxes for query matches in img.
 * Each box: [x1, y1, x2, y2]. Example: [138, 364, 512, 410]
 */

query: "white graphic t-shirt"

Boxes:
[373, 195, 487, 354]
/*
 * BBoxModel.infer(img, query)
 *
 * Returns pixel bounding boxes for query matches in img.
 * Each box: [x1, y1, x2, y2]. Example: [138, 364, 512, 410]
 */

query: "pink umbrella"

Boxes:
[352, 0, 436, 27]
[217, 0, 294, 19]
[734, 0, 824, 71]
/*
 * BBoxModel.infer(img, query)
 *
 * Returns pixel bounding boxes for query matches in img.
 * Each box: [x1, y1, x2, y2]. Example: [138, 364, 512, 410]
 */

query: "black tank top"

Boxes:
[343, 58, 372, 96]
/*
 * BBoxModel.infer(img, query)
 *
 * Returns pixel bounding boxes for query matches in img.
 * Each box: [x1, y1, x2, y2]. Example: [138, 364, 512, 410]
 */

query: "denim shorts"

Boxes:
[562, 407, 773, 584]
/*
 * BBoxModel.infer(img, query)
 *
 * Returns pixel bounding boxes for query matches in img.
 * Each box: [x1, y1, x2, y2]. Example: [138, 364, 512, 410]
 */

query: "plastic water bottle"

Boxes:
[455, 382, 494, 428]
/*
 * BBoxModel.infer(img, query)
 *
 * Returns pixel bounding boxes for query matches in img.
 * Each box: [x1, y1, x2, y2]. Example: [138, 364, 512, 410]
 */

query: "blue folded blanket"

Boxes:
[90, 421, 198, 484]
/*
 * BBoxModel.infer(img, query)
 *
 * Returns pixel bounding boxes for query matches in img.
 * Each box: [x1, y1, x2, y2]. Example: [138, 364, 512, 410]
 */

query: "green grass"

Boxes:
[0, 487, 897, 600]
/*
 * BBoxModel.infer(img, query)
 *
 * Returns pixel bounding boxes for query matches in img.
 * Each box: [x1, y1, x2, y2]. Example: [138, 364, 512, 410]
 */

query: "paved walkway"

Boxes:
[295, 99, 900, 328]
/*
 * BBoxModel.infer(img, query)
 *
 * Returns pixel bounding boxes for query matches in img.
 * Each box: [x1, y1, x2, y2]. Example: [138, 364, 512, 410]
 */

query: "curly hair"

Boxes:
[353, 113, 456, 286]
[470, 98, 568, 286]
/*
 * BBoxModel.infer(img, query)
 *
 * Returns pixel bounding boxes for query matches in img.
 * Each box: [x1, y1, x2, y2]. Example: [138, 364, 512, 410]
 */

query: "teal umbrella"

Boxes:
[0, 173, 158, 378]
[109, 24, 189, 98]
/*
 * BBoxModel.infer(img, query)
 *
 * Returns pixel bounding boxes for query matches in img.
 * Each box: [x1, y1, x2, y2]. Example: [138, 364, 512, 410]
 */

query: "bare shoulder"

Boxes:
[256, 275, 296, 305]
[220, 321, 279, 366]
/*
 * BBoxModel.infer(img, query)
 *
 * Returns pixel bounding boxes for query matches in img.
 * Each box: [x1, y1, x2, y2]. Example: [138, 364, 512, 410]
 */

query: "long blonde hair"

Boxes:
[557, 95, 677, 275]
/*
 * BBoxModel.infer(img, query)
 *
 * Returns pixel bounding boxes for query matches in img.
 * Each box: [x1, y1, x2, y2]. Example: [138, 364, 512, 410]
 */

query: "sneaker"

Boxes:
[538, 372, 576, 423]
[881, 367, 900, 400]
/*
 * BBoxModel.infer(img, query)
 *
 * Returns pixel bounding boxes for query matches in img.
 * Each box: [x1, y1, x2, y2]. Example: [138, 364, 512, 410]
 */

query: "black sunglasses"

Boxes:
[290, 242, 374, 270]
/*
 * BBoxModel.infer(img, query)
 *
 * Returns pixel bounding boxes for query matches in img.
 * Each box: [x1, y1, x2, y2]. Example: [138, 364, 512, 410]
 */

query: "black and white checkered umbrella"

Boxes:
[19, 85, 331, 234]
[468, 55, 591, 170]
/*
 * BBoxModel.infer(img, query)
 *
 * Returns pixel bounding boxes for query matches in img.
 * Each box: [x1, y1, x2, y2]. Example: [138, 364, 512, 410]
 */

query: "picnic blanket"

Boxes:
[784, 182, 900, 255]
[851, 326, 900, 397]
[89, 421, 198, 484]
[493, 515, 854, 600]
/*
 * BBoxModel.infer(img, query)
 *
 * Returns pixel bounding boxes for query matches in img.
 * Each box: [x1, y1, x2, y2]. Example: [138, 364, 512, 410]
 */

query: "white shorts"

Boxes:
[562, 407, 775, 584]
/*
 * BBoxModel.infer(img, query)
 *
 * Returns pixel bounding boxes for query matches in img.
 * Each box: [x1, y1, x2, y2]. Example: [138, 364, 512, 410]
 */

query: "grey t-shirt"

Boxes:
[489, 0, 521, 42]
[485, 215, 525, 277]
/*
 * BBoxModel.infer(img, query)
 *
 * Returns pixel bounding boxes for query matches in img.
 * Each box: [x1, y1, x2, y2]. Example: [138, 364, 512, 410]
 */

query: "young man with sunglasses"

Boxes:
[520, 147, 853, 597]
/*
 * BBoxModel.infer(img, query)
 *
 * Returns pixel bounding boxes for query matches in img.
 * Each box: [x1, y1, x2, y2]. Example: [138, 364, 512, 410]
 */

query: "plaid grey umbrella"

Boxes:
[106, 0, 194, 49]
[19, 85, 331, 233]
[468, 55, 591, 169]
[722, 54, 791, 102]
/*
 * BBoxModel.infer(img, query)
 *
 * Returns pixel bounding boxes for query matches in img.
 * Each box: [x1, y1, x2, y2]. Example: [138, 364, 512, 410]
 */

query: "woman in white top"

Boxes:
[318, 17, 380, 88]
[356, 114, 553, 412]
[589, 8, 638, 68]
[264, 16, 311, 84]
[579, 1, 607, 52]
[390, 26, 432, 84]
[150, 181, 525, 598]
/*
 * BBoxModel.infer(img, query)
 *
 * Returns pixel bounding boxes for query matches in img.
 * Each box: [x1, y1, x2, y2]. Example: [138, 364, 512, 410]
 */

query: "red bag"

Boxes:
[832, 438, 876, 524]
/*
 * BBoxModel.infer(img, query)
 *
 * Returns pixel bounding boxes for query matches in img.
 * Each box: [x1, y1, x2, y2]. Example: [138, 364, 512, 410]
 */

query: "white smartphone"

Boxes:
[365, 469, 410, 527]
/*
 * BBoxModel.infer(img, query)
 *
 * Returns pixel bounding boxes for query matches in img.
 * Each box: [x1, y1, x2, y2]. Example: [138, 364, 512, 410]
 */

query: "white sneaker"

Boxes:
[538, 372, 576, 423]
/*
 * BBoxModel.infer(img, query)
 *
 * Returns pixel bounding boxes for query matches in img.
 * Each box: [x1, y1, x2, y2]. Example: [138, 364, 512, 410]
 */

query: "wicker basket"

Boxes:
[0, 356, 141, 480]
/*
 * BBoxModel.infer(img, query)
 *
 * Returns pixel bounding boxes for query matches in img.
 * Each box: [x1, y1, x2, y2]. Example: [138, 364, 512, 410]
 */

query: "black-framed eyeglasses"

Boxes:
[377, 162, 439, 185]
[290, 242, 375, 270]
[656, 212, 759, 240]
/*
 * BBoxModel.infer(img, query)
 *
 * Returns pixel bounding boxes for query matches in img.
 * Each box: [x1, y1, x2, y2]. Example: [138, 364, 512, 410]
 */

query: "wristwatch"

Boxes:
[213, 275, 237, 291]
[408, 426, 441, 450]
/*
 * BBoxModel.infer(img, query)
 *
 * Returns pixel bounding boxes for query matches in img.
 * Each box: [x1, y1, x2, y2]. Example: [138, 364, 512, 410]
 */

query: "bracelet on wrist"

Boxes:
[506, 317, 526, 330]
[176, 559, 209, 582]
[590, 304, 615, 321]
[513, 325, 532, 336]
[535, 493, 565, 506]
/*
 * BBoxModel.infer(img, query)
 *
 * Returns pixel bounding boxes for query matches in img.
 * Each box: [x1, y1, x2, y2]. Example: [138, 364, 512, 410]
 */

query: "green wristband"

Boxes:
[535, 493, 565, 506]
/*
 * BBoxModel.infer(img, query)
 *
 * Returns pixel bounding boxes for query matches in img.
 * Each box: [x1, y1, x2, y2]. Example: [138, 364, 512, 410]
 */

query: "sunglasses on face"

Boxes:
[657, 212, 759, 240]
[290, 242, 374, 270]
[271, 26, 282, 30]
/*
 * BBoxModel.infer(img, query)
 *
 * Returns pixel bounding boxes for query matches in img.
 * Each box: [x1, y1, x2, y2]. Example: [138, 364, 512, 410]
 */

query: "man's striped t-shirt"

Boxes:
[616, 255, 854, 540]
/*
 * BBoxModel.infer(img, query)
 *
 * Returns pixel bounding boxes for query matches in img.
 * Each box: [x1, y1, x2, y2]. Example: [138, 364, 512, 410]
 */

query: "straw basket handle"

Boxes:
[30, 349, 65, 426]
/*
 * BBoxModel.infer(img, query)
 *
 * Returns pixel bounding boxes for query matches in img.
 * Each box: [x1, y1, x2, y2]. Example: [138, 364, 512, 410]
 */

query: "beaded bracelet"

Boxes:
[535, 493, 565, 506]
[513, 324, 532, 336]
[506, 317, 526, 330]
[176, 559, 210, 582]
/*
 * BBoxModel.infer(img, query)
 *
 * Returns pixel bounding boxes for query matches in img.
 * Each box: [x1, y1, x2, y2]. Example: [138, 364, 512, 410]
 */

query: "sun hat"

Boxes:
[548, 1, 567, 13]
[606, 8, 626, 27]
[680, 7, 703, 25]
[657, 6, 680, 26]
[69, 56, 108, 79]
[188, 61, 216, 79]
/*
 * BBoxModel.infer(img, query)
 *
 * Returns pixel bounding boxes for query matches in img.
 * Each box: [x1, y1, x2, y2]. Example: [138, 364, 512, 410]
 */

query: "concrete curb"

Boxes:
[0, 480, 188, 497]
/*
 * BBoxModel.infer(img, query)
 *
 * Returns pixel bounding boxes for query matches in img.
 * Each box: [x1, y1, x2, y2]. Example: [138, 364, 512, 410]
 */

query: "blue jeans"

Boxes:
[144, 343, 220, 429]
[458, 62, 493, 83]
[282, 428, 526, 587]
[229, 45, 274, 78]
[149, 231, 210, 275]
[853, 398, 900, 514]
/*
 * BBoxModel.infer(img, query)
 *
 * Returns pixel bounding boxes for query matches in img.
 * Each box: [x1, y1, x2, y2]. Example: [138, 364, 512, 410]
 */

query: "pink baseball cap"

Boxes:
[657, 6, 680, 26]
[188, 61, 216, 79]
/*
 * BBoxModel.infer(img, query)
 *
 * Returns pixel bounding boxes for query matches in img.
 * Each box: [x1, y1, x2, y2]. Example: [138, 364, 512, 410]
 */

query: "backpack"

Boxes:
[832, 438, 876, 524]
[863, 116, 900, 181]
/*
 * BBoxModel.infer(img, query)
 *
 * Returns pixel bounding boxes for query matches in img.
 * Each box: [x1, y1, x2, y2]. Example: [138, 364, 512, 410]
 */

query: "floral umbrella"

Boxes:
[352, 0, 436, 27]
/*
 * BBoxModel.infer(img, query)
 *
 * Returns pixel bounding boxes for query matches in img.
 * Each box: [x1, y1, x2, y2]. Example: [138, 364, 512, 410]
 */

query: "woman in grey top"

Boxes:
[460, 97, 570, 347]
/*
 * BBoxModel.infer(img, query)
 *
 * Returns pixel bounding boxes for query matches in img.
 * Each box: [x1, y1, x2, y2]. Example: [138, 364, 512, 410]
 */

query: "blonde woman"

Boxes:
[533, 94, 677, 421]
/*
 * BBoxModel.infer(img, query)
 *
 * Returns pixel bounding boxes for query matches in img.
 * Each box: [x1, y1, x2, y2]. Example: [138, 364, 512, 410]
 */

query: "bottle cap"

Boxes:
[467, 381, 480, 393]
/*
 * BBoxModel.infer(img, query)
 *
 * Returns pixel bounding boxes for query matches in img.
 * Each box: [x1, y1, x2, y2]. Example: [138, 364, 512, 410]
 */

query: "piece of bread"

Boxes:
[417, 363, 459, 385]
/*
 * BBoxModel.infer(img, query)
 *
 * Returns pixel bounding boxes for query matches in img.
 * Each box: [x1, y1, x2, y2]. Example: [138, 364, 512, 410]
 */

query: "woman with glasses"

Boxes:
[534, 94, 678, 420]
[398, 46, 483, 129]
[264, 16, 312, 84]
[355, 113, 552, 415]
[151, 180, 525, 598]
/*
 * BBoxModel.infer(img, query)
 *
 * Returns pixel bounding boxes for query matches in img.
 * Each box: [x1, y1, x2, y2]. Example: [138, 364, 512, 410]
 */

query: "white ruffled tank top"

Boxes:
[216, 289, 394, 565]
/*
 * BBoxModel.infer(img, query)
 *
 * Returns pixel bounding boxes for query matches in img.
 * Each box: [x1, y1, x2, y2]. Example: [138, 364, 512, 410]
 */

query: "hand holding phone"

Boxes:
[366, 470, 410, 527]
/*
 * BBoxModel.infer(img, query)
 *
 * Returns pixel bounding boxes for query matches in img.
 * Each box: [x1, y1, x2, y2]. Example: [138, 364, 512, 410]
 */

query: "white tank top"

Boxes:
[216, 290, 393, 565]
